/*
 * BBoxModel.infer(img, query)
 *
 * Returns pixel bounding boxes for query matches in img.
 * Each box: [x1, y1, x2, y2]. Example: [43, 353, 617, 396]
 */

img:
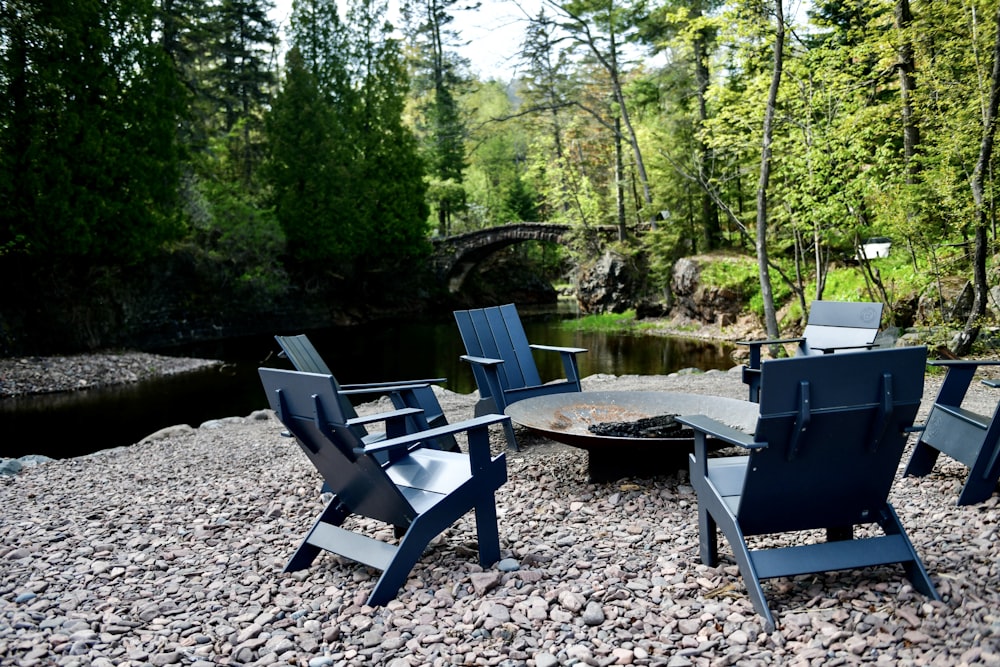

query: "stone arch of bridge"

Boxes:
[430, 223, 572, 293]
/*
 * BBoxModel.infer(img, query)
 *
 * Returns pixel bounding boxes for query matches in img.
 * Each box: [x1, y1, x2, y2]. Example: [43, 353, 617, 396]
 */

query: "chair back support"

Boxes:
[275, 334, 333, 374]
[454, 304, 541, 395]
[259, 367, 416, 527]
[275, 334, 361, 421]
[739, 346, 926, 535]
[800, 300, 884, 355]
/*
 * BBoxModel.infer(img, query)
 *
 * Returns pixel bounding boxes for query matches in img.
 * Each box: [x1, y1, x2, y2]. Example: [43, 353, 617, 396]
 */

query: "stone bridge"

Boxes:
[430, 222, 574, 292]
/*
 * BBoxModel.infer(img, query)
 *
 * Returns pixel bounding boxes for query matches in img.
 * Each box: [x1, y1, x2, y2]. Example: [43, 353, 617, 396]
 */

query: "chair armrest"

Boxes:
[347, 407, 424, 439]
[460, 354, 504, 367]
[736, 337, 805, 347]
[736, 337, 805, 369]
[340, 378, 446, 390]
[530, 345, 586, 387]
[676, 414, 764, 450]
[339, 383, 434, 399]
[346, 407, 424, 428]
[810, 343, 876, 353]
[981, 379, 1000, 388]
[363, 414, 510, 468]
[929, 360, 1000, 408]
[677, 414, 763, 480]
[929, 360, 1000, 369]
[530, 344, 588, 355]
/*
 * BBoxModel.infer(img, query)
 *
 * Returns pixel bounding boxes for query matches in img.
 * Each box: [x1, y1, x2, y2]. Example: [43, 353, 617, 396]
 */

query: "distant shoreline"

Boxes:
[0, 352, 221, 399]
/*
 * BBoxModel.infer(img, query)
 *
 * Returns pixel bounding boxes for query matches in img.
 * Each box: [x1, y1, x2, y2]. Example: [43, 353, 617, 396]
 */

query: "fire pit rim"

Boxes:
[503, 390, 758, 451]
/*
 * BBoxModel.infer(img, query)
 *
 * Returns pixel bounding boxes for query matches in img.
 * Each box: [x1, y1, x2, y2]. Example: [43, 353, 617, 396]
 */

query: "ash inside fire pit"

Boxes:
[587, 414, 693, 439]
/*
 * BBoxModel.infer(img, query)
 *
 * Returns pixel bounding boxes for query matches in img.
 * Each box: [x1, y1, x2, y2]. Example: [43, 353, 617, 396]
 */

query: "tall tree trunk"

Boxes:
[953, 5, 1000, 355]
[896, 0, 924, 270]
[755, 0, 785, 339]
[895, 0, 920, 180]
[692, 8, 720, 250]
[615, 116, 626, 241]
[549, 0, 657, 227]
[605, 27, 656, 229]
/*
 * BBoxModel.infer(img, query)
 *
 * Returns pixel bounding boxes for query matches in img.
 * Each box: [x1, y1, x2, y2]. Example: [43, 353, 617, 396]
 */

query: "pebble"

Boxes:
[1, 369, 998, 665]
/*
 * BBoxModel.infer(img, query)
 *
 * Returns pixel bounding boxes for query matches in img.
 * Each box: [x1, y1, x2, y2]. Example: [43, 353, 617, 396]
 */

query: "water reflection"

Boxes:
[1, 310, 735, 459]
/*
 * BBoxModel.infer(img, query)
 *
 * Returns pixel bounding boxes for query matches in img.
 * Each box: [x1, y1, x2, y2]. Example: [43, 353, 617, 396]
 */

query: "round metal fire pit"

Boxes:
[504, 391, 758, 481]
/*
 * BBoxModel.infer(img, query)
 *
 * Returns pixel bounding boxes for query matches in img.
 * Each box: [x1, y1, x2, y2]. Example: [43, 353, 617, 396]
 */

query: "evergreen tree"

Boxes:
[266, 0, 358, 270]
[154, 0, 211, 149]
[202, 0, 279, 190]
[518, 9, 577, 222]
[347, 0, 430, 266]
[401, 0, 469, 234]
[464, 81, 537, 227]
[638, 0, 723, 249]
[0, 0, 184, 264]
[266, 46, 357, 268]
[266, 0, 428, 273]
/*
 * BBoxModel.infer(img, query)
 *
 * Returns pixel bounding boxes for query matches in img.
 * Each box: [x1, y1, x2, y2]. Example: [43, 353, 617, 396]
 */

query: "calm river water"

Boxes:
[1, 306, 736, 459]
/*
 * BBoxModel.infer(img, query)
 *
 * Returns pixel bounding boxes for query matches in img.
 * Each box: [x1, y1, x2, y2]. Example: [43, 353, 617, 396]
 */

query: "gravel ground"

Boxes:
[2, 358, 1000, 666]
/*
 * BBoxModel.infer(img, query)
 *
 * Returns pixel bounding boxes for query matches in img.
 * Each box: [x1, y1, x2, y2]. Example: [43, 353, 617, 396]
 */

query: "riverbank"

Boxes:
[1, 370, 998, 666]
[0, 352, 221, 399]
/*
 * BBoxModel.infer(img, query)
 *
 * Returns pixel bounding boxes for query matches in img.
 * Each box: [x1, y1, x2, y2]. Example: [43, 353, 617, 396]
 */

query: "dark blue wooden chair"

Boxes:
[678, 346, 939, 631]
[904, 359, 1000, 505]
[275, 334, 457, 453]
[453, 303, 586, 421]
[739, 300, 884, 402]
[259, 367, 510, 606]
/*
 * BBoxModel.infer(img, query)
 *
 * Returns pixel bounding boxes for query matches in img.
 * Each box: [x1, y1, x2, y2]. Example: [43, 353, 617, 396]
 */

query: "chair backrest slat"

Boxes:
[801, 301, 883, 355]
[259, 368, 416, 527]
[275, 334, 332, 374]
[739, 347, 926, 535]
[453, 309, 495, 401]
[498, 303, 543, 387]
[472, 307, 516, 389]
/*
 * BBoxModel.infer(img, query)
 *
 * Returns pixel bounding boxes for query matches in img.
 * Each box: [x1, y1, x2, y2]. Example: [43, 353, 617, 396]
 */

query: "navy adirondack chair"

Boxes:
[259, 367, 510, 606]
[275, 334, 458, 453]
[677, 346, 939, 631]
[739, 300, 884, 402]
[453, 303, 586, 418]
[904, 359, 1000, 505]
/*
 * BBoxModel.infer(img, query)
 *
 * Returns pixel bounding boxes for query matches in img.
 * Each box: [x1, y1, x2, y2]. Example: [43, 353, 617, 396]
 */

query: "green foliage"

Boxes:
[265, 46, 358, 268]
[561, 309, 659, 334]
[189, 176, 288, 298]
[198, 0, 279, 191]
[344, 0, 430, 267]
[401, 0, 469, 234]
[697, 253, 758, 291]
[0, 0, 185, 266]
[265, 0, 429, 273]
[462, 81, 538, 228]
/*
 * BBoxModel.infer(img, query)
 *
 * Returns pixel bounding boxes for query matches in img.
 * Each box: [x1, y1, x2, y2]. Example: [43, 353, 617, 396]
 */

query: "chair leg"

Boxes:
[473, 496, 501, 567]
[284, 497, 351, 573]
[956, 476, 998, 506]
[904, 438, 942, 478]
[716, 519, 776, 633]
[502, 420, 519, 451]
[826, 526, 853, 542]
[958, 441, 1000, 505]
[698, 504, 719, 567]
[366, 519, 439, 607]
[879, 505, 941, 601]
[473, 398, 519, 451]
